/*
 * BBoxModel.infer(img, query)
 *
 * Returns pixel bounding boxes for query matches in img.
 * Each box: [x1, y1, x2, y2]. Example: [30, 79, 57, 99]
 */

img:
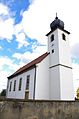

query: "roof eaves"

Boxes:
[8, 65, 36, 79]
[8, 52, 49, 79]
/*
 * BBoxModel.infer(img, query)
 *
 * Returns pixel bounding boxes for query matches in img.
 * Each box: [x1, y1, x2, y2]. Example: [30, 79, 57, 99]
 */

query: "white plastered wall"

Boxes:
[48, 30, 59, 67]
[50, 66, 60, 100]
[6, 68, 35, 99]
[60, 66, 74, 100]
[47, 28, 74, 100]
[58, 29, 72, 66]
[35, 55, 50, 100]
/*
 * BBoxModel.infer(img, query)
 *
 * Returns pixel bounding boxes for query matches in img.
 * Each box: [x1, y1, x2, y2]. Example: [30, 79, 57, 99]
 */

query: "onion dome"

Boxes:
[50, 16, 64, 31]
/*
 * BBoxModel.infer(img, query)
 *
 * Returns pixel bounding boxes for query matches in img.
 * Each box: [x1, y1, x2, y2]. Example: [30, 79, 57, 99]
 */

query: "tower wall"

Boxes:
[48, 29, 72, 67]
[58, 29, 72, 67]
[49, 66, 61, 100]
[59, 65, 74, 100]
[47, 24, 74, 100]
[48, 29, 59, 67]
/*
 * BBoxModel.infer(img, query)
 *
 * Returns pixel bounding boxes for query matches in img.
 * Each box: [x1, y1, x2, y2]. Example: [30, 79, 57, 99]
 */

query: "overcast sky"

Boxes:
[0, 0, 79, 95]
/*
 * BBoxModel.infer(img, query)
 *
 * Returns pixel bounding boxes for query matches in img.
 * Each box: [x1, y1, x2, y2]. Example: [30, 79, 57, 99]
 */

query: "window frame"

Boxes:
[18, 78, 22, 91]
[9, 81, 12, 92]
[62, 33, 66, 41]
[13, 80, 16, 91]
[51, 34, 54, 42]
[52, 49, 54, 53]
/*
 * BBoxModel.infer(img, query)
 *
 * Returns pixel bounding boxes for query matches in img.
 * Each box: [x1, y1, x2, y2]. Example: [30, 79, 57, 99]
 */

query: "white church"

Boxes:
[6, 16, 74, 100]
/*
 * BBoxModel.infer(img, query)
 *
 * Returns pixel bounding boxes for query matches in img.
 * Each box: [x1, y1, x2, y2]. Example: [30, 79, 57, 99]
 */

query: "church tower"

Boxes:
[46, 15, 74, 100]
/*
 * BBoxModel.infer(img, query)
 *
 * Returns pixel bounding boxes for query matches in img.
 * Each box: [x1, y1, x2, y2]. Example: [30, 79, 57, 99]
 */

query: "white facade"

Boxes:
[48, 29, 72, 67]
[35, 55, 49, 100]
[6, 17, 74, 100]
[6, 55, 50, 100]
[47, 28, 74, 100]
[7, 68, 35, 99]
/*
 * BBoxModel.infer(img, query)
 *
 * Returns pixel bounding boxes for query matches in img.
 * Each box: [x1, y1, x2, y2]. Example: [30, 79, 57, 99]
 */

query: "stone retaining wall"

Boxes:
[0, 99, 79, 119]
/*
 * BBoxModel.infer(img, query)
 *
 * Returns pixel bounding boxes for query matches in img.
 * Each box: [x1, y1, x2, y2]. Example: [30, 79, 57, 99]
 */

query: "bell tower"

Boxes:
[46, 15, 74, 100]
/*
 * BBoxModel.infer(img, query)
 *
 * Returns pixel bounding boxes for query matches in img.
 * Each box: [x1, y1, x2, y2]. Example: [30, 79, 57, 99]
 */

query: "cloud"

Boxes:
[14, 21, 23, 34]
[72, 63, 79, 96]
[0, 18, 14, 40]
[0, 3, 14, 40]
[0, 3, 29, 48]
[14, 21, 30, 48]
[0, 55, 20, 92]
[29, 0, 35, 4]
[17, 0, 79, 48]
[71, 43, 79, 95]
[0, 3, 9, 16]
[71, 43, 79, 63]
[13, 45, 47, 67]
[0, 70, 8, 92]
[21, 0, 52, 45]
[0, 56, 19, 72]
[16, 32, 29, 48]
[20, 0, 65, 45]
[0, 46, 3, 50]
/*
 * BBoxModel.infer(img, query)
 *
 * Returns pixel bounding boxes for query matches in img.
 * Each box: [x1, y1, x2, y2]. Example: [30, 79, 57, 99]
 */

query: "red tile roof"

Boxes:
[8, 52, 49, 79]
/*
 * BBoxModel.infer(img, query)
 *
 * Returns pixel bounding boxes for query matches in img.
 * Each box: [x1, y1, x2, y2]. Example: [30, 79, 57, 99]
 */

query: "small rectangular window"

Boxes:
[62, 33, 66, 41]
[13, 80, 16, 91]
[19, 78, 22, 91]
[9, 82, 12, 92]
[51, 34, 54, 42]
[52, 49, 54, 53]
[26, 75, 30, 90]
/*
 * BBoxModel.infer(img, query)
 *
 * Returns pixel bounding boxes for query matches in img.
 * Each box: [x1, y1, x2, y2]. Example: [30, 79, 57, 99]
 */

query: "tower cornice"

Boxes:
[46, 27, 70, 36]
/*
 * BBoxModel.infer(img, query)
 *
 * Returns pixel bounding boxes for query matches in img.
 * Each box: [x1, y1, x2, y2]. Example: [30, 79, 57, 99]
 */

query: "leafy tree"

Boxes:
[0, 89, 6, 96]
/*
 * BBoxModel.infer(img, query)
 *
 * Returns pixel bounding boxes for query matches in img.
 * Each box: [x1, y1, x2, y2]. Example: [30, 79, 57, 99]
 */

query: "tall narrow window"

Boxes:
[13, 80, 16, 91]
[51, 34, 54, 42]
[62, 33, 66, 41]
[9, 82, 12, 91]
[19, 78, 22, 91]
[26, 75, 30, 90]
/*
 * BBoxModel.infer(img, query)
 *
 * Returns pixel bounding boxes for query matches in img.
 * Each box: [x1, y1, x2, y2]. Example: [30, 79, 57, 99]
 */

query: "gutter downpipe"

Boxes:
[33, 65, 36, 99]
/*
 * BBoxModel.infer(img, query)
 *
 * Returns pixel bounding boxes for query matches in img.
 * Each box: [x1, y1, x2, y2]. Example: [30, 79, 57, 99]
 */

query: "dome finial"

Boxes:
[55, 13, 58, 19]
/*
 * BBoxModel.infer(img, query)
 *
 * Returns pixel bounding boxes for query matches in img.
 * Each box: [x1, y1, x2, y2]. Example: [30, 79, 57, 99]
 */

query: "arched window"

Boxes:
[13, 80, 16, 91]
[51, 34, 54, 42]
[9, 82, 12, 91]
[19, 78, 22, 91]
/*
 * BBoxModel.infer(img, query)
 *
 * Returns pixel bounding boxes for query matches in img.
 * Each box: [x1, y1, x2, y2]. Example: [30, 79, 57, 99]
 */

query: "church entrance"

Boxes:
[25, 75, 30, 99]
[25, 91, 29, 99]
